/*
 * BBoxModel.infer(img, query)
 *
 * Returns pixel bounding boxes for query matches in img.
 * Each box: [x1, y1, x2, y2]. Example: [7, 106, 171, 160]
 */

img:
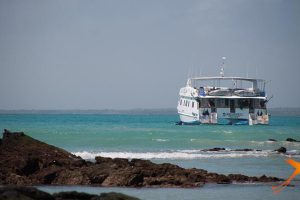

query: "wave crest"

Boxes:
[73, 150, 282, 160]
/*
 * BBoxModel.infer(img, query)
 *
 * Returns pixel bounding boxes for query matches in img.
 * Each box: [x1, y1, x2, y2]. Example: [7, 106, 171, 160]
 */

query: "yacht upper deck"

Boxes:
[182, 76, 268, 99]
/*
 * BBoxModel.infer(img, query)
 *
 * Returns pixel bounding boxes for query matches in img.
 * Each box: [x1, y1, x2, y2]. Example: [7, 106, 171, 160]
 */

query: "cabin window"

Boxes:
[225, 99, 229, 107]
[254, 99, 260, 108]
[192, 102, 194, 108]
[201, 99, 209, 108]
[230, 99, 235, 113]
[209, 99, 216, 112]
[239, 99, 249, 109]
[260, 100, 266, 108]
[209, 99, 215, 107]
[215, 99, 219, 107]
[219, 99, 225, 107]
[249, 99, 254, 113]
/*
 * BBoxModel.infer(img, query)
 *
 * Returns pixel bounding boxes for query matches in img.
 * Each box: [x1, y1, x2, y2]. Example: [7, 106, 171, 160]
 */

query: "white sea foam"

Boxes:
[266, 140, 276, 143]
[180, 149, 202, 153]
[152, 138, 169, 142]
[249, 140, 300, 147]
[223, 130, 233, 134]
[73, 149, 278, 160]
[190, 138, 202, 142]
[286, 149, 300, 156]
[250, 141, 265, 145]
[282, 141, 300, 146]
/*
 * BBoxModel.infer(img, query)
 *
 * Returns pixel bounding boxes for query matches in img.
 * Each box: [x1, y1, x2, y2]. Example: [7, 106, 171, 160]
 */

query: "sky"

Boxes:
[0, 0, 299, 110]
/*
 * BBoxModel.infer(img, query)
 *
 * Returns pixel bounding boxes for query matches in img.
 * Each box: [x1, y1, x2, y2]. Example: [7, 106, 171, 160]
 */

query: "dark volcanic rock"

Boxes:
[257, 174, 280, 182]
[0, 129, 85, 185]
[228, 174, 280, 183]
[98, 192, 141, 200]
[0, 129, 281, 187]
[275, 147, 287, 153]
[203, 147, 226, 151]
[0, 186, 140, 200]
[205, 148, 261, 152]
[286, 138, 299, 142]
[234, 148, 254, 152]
[268, 139, 277, 142]
[228, 174, 251, 182]
[53, 191, 98, 200]
[0, 186, 54, 200]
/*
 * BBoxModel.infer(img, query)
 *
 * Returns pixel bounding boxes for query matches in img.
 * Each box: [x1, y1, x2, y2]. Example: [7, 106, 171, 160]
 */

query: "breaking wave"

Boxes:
[72, 149, 300, 161]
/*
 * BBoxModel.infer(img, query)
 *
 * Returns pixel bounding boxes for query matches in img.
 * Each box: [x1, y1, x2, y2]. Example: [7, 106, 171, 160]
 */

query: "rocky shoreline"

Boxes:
[0, 130, 281, 187]
[0, 186, 140, 200]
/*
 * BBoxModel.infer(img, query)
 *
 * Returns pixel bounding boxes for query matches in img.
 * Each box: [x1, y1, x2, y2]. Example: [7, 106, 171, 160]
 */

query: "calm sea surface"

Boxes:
[1, 113, 300, 199]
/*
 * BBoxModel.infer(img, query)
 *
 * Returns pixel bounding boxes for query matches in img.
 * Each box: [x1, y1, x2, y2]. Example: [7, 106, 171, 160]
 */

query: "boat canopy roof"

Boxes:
[187, 76, 267, 92]
[190, 76, 265, 82]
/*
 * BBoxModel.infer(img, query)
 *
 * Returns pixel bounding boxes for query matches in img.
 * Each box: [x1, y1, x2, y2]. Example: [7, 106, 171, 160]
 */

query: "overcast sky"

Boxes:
[0, 0, 299, 109]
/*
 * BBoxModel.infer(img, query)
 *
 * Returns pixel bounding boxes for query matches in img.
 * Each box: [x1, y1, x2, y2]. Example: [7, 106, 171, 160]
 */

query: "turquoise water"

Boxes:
[1, 114, 300, 199]
[38, 184, 299, 200]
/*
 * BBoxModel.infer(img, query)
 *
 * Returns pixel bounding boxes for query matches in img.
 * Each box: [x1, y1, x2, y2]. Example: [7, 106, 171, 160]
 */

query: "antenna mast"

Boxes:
[220, 57, 226, 77]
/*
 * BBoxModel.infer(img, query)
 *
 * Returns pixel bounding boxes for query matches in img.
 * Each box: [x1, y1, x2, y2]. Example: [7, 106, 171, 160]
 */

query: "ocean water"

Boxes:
[1, 113, 300, 199]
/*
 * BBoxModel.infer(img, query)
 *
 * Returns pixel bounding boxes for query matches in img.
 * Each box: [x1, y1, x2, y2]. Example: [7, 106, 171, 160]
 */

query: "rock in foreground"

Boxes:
[286, 138, 299, 142]
[0, 130, 281, 187]
[0, 186, 140, 200]
[275, 147, 287, 153]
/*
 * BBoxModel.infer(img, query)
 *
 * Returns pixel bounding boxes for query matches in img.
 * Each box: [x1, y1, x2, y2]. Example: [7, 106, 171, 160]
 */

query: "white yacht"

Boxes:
[177, 63, 270, 125]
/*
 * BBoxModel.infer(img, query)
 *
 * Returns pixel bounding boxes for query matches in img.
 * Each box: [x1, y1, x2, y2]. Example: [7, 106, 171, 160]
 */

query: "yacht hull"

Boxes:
[179, 113, 200, 125]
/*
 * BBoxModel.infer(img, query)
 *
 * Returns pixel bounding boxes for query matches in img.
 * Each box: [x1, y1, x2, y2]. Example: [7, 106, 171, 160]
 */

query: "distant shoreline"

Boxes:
[0, 108, 177, 115]
[0, 107, 300, 116]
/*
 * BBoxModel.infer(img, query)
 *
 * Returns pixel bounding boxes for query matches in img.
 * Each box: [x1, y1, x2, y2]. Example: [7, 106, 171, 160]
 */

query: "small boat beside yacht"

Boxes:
[177, 61, 271, 125]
